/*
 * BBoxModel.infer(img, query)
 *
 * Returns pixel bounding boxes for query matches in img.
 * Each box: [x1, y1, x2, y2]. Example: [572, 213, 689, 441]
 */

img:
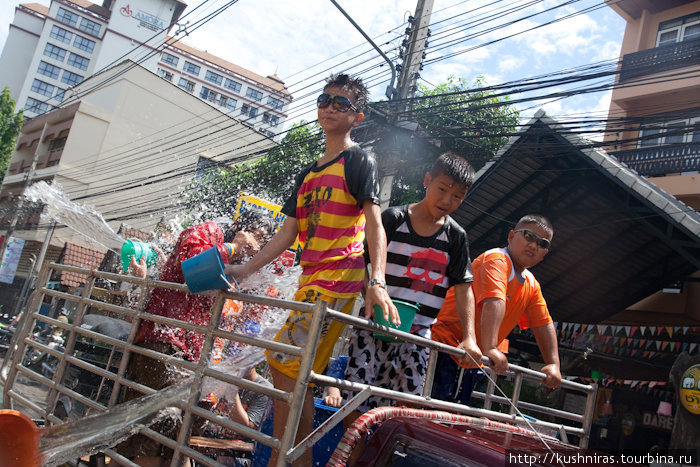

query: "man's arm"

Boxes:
[531, 322, 561, 389]
[362, 200, 398, 324]
[452, 282, 482, 367]
[481, 297, 509, 374]
[225, 218, 298, 282]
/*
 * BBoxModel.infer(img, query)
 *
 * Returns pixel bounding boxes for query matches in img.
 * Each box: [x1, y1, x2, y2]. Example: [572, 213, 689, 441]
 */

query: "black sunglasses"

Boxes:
[514, 229, 551, 249]
[316, 93, 358, 113]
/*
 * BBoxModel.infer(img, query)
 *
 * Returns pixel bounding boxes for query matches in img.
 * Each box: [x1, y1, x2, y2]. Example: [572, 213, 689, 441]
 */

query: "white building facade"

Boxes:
[0, 0, 292, 139]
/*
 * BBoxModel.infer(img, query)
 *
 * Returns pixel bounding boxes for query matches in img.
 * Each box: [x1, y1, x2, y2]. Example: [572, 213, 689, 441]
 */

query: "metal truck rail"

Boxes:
[1, 260, 597, 466]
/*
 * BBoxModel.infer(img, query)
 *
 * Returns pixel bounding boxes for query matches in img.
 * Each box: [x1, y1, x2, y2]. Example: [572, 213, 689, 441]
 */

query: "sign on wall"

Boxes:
[0, 237, 26, 284]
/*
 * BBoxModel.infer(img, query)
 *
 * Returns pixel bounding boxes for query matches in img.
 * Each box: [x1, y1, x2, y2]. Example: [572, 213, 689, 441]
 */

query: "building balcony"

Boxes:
[612, 142, 700, 177]
[619, 38, 700, 83]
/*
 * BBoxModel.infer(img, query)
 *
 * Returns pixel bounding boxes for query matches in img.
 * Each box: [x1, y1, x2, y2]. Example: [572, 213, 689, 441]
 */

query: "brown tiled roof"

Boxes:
[119, 226, 152, 242]
[20, 3, 49, 16]
[60, 242, 106, 287]
[166, 39, 292, 98]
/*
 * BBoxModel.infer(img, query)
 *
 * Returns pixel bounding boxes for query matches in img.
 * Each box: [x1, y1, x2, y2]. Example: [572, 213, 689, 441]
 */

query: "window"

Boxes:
[25, 97, 48, 114]
[218, 95, 228, 107]
[224, 79, 241, 93]
[249, 107, 258, 118]
[78, 17, 101, 36]
[241, 105, 258, 119]
[267, 131, 275, 138]
[200, 87, 217, 103]
[55, 89, 65, 103]
[639, 115, 700, 147]
[44, 43, 67, 61]
[246, 88, 263, 102]
[38, 61, 61, 80]
[657, 13, 700, 46]
[241, 103, 249, 114]
[262, 113, 270, 124]
[270, 115, 279, 127]
[226, 98, 237, 111]
[61, 70, 83, 86]
[161, 52, 179, 67]
[67, 53, 89, 71]
[31, 79, 55, 97]
[157, 68, 173, 81]
[205, 70, 223, 86]
[267, 96, 284, 110]
[56, 7, 78, 27]
[183, 61, 201, 76]
[73, 35, 96, 53]
[48, 133, 68, 152]
[50, 26, 72, 44]
[178, 77, 195, 93]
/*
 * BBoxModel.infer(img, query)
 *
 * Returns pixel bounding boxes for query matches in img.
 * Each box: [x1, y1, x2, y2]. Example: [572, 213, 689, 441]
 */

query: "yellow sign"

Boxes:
[235, 193, 300, 249]
[235, 193, 287, 228]
[680, 364, 700, 415]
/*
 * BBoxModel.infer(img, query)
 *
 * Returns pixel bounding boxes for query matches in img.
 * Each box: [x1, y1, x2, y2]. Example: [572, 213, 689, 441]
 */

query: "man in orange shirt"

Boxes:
[431, 214, 561, 403]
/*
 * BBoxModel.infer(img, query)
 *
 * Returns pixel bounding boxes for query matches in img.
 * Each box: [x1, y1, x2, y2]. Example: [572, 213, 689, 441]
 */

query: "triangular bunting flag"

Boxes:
[682, 326, 689, 335]
[625, 326, 631, 336]
[666, 326, 673, 337]
[690, 343, 697, 354]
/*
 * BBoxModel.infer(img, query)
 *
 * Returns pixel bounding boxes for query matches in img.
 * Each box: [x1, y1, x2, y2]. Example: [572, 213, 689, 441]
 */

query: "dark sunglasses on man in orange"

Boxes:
[514, 229, 551, 249]
[316, 93, 358, 113]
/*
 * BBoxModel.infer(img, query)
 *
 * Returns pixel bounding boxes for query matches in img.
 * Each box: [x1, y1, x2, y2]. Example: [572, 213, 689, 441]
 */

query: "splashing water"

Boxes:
[203, 262, 301, 398]
[24, 181, 125, 252]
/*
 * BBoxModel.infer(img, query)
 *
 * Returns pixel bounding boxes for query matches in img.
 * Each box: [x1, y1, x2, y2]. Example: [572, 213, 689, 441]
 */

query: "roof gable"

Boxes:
[453, 110, 700, 323]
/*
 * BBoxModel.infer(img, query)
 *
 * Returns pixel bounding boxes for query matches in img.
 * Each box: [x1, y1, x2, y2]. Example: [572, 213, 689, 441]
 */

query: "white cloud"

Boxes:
[498, 55, 526, 73]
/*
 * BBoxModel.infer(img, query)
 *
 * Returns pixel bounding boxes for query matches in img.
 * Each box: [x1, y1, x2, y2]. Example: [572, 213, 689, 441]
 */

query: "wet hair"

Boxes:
[514, 214, 554, 237]
[324, 73, 369, 113]
[224, 210, 275, 243]
[430, 152, 475, 189]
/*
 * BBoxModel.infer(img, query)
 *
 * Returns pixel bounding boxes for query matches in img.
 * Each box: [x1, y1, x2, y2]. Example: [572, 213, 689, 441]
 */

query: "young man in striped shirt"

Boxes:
[341, 152, 482, 411]
[226, 73, 395, 466]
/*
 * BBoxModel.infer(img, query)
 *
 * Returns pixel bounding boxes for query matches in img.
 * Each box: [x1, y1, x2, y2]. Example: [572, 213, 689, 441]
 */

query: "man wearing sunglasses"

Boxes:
[432, 214, 561, 404]
[226, 73, 395, 466]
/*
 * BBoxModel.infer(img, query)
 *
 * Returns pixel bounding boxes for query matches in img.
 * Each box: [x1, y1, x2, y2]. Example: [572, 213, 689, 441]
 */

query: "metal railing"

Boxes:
[619, 38, 700, 82]
[1, 260, 597, 466]
[612, 142, 700, 176]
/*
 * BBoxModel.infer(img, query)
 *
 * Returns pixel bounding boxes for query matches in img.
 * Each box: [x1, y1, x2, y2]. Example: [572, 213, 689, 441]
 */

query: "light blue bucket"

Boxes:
[181, 246, 235, 294]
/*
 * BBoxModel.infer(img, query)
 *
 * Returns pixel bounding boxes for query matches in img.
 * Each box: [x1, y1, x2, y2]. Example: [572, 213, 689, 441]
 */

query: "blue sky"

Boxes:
[0, 0, 627, 130]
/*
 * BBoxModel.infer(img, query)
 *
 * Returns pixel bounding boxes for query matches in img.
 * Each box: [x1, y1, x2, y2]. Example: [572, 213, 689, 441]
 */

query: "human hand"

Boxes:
[484, 347, 508, 374]
[231, 231, 261, 261]
[128, 256, 147, 278]
[457, 337, 482, 367]
[224, 263, 251, 284]
[540, 363, 562, 390]
[323, 387, 343, 408]
[364, 284, 398, 325]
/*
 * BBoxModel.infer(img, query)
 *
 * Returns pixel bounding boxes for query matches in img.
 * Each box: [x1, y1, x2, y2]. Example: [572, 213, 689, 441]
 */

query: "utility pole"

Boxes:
[396, 0, 433, 113]
[378, 0, 433, 208]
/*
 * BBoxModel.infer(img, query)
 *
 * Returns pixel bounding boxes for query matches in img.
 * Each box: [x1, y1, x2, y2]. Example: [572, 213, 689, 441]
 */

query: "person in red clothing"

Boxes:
[431, 214, 561, 405]
[118, 212, 274, 466]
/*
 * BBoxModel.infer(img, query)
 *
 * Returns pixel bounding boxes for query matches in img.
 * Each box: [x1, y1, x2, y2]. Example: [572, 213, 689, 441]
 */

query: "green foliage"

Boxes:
[0, 87, 23, 182]
[183, 121, 323, 220]
[390, 76, 519, 205]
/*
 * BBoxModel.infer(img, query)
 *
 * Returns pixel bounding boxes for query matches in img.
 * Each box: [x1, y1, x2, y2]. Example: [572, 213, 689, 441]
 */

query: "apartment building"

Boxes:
[0, 0, 292, 139]
[604, 0, 700, 210]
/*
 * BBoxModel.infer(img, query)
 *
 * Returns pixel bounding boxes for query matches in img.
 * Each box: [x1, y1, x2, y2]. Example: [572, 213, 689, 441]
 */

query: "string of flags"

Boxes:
[550, 322, 699, 359]
[572, 376, 674, 398]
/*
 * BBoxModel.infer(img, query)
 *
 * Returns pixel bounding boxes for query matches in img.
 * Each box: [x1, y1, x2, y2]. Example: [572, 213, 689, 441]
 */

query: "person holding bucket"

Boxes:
[117, 212, 274, 466]
[225, 73, 396, 467]
[335, 152, 482, 449]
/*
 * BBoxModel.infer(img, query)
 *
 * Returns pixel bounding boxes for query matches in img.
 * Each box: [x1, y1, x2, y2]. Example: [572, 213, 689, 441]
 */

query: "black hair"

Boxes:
[324, 73, 369, 113]
[224, 210, 275, 243]
[430, 152, 475, 189]
[515, 214, 554, 237]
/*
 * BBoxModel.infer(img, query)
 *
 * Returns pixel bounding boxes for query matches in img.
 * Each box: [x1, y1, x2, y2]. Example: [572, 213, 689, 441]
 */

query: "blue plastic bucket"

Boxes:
[181, 246, 234, 293]
[373, 299, 418, 342]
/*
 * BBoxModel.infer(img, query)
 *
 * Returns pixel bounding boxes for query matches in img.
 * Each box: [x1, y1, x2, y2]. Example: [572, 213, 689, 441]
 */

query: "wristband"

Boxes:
[368, 278, 386, 289]
[223, 243, 235, 261]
